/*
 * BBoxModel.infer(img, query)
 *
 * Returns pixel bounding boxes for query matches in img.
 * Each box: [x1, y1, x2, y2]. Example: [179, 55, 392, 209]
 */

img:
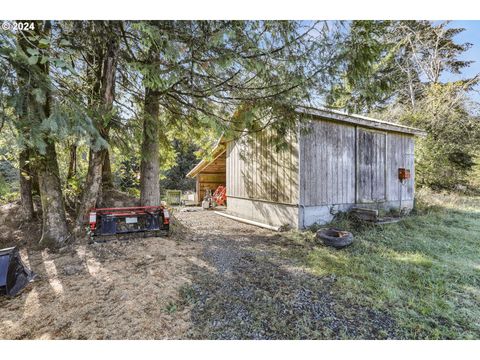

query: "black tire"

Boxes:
[316, 228, 354, 249]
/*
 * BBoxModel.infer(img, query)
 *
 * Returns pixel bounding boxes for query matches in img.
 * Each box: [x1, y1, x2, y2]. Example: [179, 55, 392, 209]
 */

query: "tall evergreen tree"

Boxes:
[125, 21, 338, 204]
[13, 21, 69, 246]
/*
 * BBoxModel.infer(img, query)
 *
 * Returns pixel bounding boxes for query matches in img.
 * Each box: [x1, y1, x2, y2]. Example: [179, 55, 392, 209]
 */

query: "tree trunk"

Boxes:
[75, 149, 105, 228]
[140, 87, 161, 206]
[19, 149, 34, 221]
[38, 141, 70, 247]
[20, 20, 70, 247]
[66, 144, 77, 180]
[16, 27, 37, 212]
[99, 35, 117, 193]
[405, 63, 416, 110]
[102, 145, 114, 190]
[98, 147, 114, 207]
[29, 169, 40, 196]
[75, 23, 118, 229]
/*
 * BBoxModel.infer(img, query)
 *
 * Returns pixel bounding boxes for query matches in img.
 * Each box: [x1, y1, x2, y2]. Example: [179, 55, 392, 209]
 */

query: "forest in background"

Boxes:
[0, 20, 479, 248]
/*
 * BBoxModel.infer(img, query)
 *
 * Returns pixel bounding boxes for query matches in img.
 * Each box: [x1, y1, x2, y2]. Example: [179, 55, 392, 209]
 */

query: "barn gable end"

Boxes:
[298, 117, 418, 227]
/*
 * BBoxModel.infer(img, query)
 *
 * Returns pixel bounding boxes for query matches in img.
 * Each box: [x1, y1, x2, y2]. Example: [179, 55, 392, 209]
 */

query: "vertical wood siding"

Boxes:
[299, 119, 415, 207]
[226, 118, 416, 209]
[300, 120, 356, 206]
[226, 130, 299, 204]
[357, 128, 387, 203]
[386, 133, 415, 201]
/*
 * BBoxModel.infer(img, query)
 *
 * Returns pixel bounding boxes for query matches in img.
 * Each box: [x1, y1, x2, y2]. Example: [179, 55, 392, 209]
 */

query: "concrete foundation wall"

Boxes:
[227, 196, 299, 229]
[227, 198, 414, 229]
[300, 200, 414, 228]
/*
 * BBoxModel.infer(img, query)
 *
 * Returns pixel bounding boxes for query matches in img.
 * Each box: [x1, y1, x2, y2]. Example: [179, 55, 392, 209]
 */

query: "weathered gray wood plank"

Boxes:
[357, 128, 386, 203]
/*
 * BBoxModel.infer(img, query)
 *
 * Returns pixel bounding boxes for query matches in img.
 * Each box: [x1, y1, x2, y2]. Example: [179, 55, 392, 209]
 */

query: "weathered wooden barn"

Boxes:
[187, 107, 425, 229]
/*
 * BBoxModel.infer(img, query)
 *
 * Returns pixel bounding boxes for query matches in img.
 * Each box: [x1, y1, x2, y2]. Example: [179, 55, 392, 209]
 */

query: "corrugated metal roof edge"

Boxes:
[296, 106, 427, 136]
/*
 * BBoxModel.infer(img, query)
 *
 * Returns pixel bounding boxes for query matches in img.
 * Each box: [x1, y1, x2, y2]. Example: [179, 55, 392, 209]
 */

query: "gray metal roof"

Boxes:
[296, 106, 426, 136]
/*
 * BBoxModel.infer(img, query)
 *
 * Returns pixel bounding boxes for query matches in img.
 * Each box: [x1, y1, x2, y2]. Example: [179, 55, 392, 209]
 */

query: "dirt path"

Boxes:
[1, 210, 397, 339]
[0, 235, 200, 339]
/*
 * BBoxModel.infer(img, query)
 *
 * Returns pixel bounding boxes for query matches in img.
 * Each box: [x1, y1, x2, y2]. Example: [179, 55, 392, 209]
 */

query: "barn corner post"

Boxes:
[384, 133, 389, 205]
[297, 121, 304, 229]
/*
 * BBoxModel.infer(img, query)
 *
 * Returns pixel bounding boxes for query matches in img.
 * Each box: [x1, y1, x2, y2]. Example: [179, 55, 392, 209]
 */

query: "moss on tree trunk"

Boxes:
[38, 141, 70, 248]
[140, 87, 161, 206]
[19, 149, 34, 221]
[76, 149, 106, 229]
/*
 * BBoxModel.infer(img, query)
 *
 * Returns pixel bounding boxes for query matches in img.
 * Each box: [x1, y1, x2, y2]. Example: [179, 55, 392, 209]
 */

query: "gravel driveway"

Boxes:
[175, 210, 397, 339]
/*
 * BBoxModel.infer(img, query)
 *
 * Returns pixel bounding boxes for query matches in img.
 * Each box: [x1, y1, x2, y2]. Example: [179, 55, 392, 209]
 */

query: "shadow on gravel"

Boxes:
[184, 234, 398, 340]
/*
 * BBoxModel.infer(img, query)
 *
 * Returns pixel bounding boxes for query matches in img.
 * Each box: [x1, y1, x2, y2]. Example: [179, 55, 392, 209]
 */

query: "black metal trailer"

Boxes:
[88, 206, 170, 240]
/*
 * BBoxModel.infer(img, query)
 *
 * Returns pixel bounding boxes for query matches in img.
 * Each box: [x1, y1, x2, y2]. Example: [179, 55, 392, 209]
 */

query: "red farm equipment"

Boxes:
[88, 206, 170, 240]
[212, 185, 227, 206]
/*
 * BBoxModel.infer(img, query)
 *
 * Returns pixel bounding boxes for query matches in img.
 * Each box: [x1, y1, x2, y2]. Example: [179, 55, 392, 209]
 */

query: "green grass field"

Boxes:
[284, 189, 480, 339]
